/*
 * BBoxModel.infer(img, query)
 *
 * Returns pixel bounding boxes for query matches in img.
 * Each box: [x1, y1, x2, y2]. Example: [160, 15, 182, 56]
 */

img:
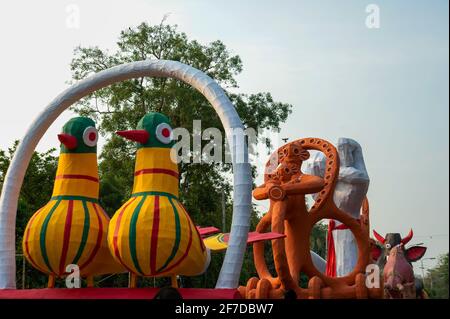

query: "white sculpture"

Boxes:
[304, 138, 369, 276]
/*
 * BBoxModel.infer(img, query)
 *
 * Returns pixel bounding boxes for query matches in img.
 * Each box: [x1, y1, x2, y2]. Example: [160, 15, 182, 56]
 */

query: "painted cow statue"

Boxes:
[371, 229, 427, 299]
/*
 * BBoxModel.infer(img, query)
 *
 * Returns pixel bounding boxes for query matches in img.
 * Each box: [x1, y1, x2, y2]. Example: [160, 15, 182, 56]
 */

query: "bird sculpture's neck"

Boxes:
[51, 153, 99, 200]
[132, 147, 179, 198]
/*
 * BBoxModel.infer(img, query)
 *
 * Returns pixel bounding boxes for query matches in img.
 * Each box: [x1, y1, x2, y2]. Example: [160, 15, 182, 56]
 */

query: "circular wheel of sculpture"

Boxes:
[243, 138, 381, 299]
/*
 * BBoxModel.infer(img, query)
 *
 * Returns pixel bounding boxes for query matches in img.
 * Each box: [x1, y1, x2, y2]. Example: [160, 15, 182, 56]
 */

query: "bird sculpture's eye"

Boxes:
[385, 243, 391, 249]
[83, 126, 98, 147]
[155, 123, 173, 144]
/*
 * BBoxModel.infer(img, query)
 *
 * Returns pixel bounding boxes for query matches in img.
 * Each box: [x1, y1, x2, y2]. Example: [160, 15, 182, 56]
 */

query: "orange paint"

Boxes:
[241, 138, 382, 299]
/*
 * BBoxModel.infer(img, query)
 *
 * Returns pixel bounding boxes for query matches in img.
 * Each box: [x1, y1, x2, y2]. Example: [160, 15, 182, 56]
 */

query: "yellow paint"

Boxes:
[134, 148, 178, 172]
[132, 148, 179, 196]
[52, 153, 99, 198]
[22, 152, 124, 277]
[55, 153, 99, 176]
[203, 233, 229, 252]
[108, 147, 209, 278]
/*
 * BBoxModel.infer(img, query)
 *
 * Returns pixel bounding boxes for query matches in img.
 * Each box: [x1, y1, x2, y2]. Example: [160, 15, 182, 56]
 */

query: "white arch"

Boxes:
[0, 60, 252, 289]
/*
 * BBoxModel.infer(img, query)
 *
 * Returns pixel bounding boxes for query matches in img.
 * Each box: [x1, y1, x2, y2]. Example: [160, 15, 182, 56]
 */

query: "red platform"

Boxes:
[0, 288, 241, 299]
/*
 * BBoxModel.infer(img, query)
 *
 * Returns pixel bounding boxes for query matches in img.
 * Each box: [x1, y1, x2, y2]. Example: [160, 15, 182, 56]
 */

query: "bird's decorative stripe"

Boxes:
[159, 202, 193, 274]
[129, 196, 147, 275]
[108, 140, 208, 276]
[132, 173, 178, 195]
[23, 208, 47, 273]
[112, 198, 137, 272]
[97, 205, 111, 219]
[39, 199, 62, 273]
[156, 197, 181, 273]
[132, 148, 179, 196]
[79, 202, 103, 270]
[25, 199, 119, 276]
[71, 200, 90, 266]
[51, 195, 98, 203]
[55, 174, 99, 183]
[180, 202, 206, 252]
[131, 191, 178, 200]
[23, 131, 126, 278]
[109, 194, 210, 276]
[28, 199, 124, 276]
[52, 153, 99, 199]
[59, 200, 74, 274]
[149, 196, 161, 274]
[134, 168, 179, 178]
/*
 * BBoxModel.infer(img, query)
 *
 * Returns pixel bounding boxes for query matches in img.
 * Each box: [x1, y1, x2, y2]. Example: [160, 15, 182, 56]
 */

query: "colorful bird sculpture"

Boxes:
[109, 112, 210, 287]
[22, 117, 124, 288]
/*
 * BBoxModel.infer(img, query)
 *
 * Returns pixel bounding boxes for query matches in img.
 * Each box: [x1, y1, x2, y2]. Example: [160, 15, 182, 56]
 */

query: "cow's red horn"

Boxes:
[373, 230, 386, 244]
[401, 229, 413, 245]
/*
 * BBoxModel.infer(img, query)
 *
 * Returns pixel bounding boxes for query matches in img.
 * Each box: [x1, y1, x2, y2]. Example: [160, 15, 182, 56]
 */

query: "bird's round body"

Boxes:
[22, 118, 124, 279]
[109, 113, 209, 278]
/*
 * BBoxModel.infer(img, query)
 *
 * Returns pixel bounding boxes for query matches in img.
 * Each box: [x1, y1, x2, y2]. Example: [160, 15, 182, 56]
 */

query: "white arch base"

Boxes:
[0, 60, 252, 289]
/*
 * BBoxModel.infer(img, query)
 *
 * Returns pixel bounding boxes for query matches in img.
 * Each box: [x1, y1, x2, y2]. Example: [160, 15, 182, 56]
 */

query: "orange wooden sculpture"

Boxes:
[239, 138, 383, 299]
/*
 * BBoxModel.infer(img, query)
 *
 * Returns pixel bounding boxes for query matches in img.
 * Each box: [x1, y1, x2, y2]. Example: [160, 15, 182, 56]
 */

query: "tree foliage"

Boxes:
[0, 141, 58, 288]
[310, 222, 327, 259]
[424, 253, 449, 299]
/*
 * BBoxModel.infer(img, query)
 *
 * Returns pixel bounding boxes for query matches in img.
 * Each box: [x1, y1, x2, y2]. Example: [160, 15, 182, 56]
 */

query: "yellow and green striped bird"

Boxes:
[109, 112, 210, 287]
[22, 117, 124, 287]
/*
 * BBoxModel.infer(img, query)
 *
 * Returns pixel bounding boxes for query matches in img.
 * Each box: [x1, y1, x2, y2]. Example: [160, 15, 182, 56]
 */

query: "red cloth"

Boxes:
[325, 220, 352, 277]
[196, 226, 221, 237]
[0, 288, 241, 299]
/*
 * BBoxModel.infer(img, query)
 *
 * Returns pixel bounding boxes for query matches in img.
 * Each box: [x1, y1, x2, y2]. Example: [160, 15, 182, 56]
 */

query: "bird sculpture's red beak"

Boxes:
[58, 133, 78, 150]
[116, 130, 150, 144]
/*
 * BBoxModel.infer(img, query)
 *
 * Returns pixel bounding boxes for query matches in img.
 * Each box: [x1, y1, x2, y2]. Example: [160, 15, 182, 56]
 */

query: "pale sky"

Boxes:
[0, 0, 448, 273]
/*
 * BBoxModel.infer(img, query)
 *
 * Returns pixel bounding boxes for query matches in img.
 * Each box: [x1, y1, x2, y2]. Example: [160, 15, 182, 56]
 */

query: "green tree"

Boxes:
[310, 222, 328, 259]
[0, 141, 58, 288]
[69, 21, 292, 287]
[424, 253, 449, 299]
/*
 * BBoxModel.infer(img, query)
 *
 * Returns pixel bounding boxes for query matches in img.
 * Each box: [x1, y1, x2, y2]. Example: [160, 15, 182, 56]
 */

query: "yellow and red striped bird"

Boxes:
[22, 117, 124, 287]
[109, 112, 210, 287]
